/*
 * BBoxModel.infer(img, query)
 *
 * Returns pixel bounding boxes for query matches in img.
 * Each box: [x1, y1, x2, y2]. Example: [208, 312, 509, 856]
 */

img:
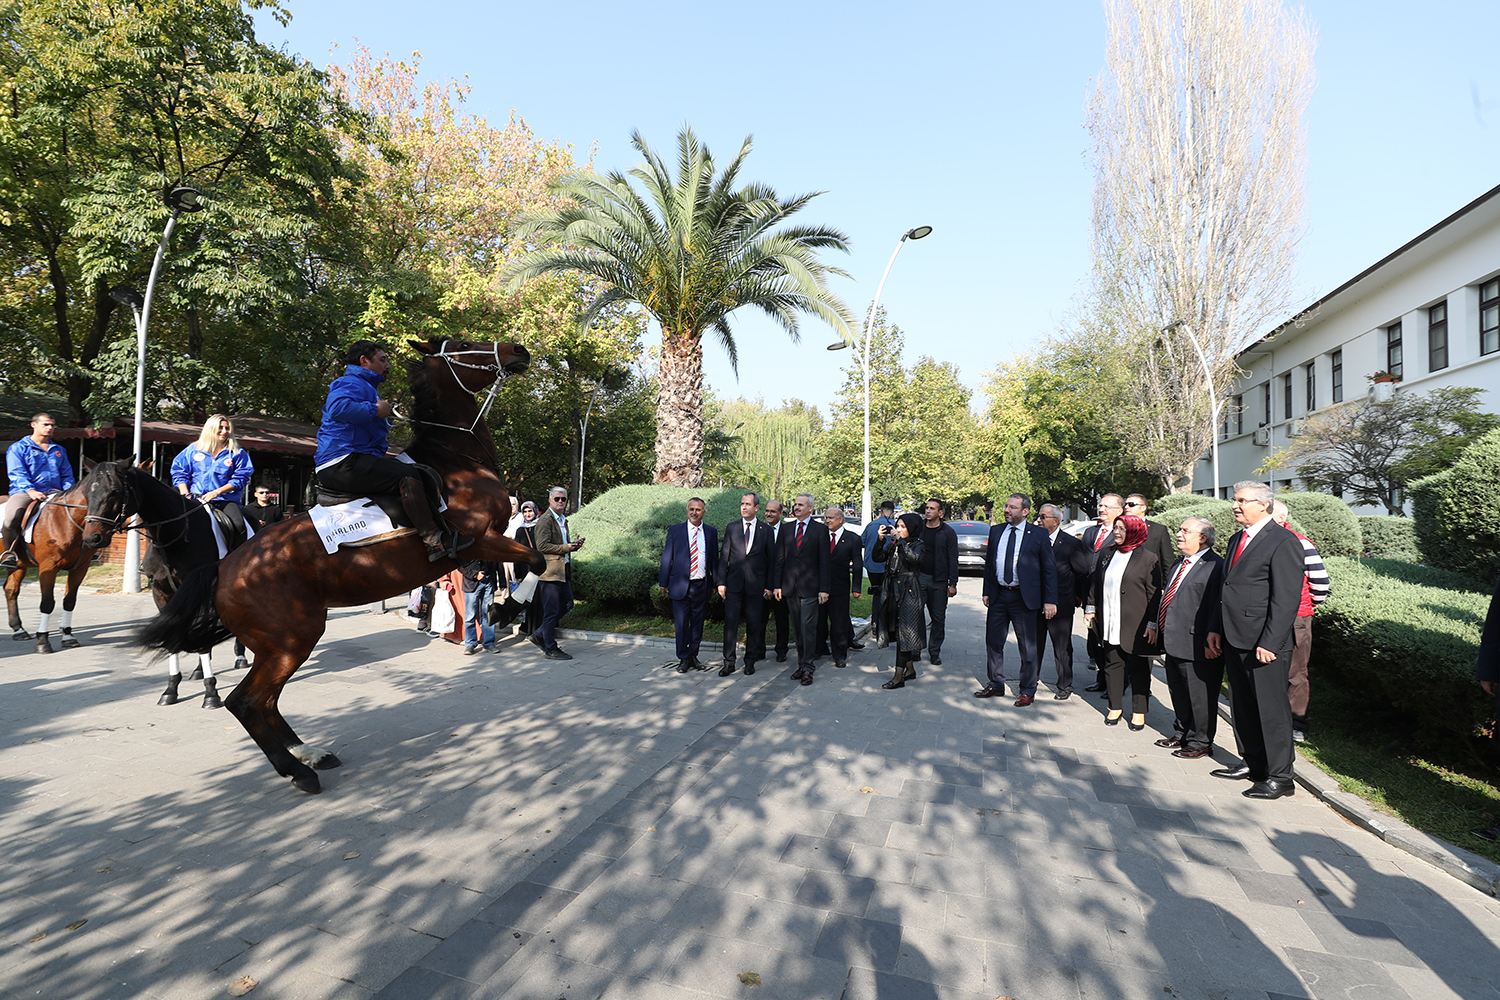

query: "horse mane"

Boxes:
[403, 339, 502, 472]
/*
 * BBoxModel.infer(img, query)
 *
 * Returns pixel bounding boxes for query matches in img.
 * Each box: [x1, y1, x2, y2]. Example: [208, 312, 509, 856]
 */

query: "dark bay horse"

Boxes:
[83, 460, 250, 708]
[3, 461, 115, 653]
[141, 339, 543, 793]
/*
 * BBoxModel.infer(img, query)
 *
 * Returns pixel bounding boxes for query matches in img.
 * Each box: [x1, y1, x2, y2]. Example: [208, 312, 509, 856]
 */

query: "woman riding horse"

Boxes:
[142, 338, 542, 793]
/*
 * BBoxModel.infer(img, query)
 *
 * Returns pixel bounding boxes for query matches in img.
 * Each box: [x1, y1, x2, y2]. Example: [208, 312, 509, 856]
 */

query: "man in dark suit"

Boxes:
[1035, 504, 1093, 700]
[658, 497, 719, 673]
[815, 506, 864, 669]
[756, 499, 791, 663]
[1152, 517, 1225, 759]
[775, 493, 830, 685]
[717, 492, 773, 677]
[1125, 494, 1178, 571]
[918, 498, 960, 665]
[1207, 481, 1306, 800]
[1081, 493, 1124, 692]
[978, 493, 1058, 707]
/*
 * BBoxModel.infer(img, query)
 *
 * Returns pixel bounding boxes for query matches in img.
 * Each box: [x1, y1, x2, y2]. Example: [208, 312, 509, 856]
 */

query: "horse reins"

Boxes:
[402, 342, 514, 437]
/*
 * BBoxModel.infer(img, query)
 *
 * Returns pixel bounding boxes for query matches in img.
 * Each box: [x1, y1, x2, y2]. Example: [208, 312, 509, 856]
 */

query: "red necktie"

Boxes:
[1231, 531, 1249, 568]
[829, 532, 836, 554]
[689, 528, 699, 576]
[1093, 527, 1108, 551]
[1159, 558, 1188, 623]
[795, 521, 805, 548]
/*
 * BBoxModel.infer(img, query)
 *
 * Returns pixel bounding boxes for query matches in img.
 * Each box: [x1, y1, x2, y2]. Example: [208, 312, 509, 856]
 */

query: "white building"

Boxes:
[1193, 182, 1500, 511]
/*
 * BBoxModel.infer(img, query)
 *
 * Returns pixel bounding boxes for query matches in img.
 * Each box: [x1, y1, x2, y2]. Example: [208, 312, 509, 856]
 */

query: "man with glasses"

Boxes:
[1081, 494, 1124, 692]
[1206, 481, 1305, 800]
[918, 498, 959, 665]
[1035, 504, 1094, 699]
[533, 487, 585, 660]
[774, 493, 830, 685]
[244, 485, 284, 530]
[1124, 494, 1176, 572]
[757, 500, 791, 663]
[1155, 518, 1224, 759]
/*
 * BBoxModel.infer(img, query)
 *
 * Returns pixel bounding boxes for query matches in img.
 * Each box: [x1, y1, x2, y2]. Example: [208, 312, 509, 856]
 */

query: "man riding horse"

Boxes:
[2, 413, 75, 570]
[313, 339, 473, 562]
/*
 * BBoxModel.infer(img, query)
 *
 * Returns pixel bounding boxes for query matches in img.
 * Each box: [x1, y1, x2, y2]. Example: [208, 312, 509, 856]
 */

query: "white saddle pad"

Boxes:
[308, 500, 410, 555]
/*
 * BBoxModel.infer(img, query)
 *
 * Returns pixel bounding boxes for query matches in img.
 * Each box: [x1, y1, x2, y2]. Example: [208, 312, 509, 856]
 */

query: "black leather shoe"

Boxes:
[1053, 690, 1072, 700]
[544, 647, 572, 660]
[834, 660, 847, 669]
[881, 676, 905, 690]
[676, 659, 693, 673]
[1243, 779, 1295, 800]
[974, 685, 1004, 699]
[848, 641, 865, 650]
[744, 662, 756, 676]
[1210, 765, 1255, 780]
[1084, 680, 1106, 692]
[929, 657, 942, 666]
[718, 663, 736, 677]
[775, 653, 787, 663]
[800, 671, 813, 686]
[1155, 736, 1183, 749]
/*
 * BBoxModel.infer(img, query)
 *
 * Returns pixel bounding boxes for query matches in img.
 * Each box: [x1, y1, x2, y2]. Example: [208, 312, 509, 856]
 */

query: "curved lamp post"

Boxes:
[1162, 319, 1219, 499]
[828, 225, 932, 525]
[111, 185, 204, 593]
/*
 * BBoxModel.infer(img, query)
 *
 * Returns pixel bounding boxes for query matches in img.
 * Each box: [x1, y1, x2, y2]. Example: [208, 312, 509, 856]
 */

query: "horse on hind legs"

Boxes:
[82, 459, 252, 708]
[2, 460, 115, 654]
[140, 338, 543, 793]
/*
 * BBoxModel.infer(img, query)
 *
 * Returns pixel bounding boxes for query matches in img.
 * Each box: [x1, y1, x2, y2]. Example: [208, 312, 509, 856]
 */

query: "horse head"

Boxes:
[408, 338, 530, 394]
[80, 458, 136, 549]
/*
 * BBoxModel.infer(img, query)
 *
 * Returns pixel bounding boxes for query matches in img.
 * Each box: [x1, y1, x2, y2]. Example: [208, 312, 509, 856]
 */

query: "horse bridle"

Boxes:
[404, 341, 517, 437]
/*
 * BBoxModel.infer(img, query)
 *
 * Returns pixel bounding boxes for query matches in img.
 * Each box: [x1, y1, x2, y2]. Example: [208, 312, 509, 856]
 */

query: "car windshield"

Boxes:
[951, 522, 989, 535]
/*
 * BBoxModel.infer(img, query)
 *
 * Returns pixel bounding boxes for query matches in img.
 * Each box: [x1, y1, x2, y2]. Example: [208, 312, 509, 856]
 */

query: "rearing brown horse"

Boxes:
[141, 339, 543, 793]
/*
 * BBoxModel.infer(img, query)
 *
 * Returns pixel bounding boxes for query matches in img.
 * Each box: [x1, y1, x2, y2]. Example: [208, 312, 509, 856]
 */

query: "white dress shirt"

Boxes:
[1100, 548, 1134, 645]
[687, 522, 706, 581]
[994, 522, 1024, 584]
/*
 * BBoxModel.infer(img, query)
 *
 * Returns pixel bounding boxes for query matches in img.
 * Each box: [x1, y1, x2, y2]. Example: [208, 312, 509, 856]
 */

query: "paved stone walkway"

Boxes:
[1, 579, 1498, 1000]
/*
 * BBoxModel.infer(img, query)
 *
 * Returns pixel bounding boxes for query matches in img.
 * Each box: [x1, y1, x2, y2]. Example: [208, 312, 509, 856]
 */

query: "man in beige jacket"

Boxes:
[533, 486, 585, 660]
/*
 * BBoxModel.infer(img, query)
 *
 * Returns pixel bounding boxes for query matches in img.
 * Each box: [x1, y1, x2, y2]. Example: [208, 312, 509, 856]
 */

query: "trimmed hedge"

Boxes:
[1410, 469, 1500, 583]
[1442, 427, 1500, 551]
[1357, 515, 1418, 561]
[1151, 493, 1204, 515]
[1147, 498, 1305, 559]
[1278, 491, 1361, 558]
[1313, 557, 1494, 741]
[568, 485, 752, 614]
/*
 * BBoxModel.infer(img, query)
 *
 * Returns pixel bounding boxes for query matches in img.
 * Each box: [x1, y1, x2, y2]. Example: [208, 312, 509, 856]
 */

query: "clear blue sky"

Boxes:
[257, 1, 1500, 419]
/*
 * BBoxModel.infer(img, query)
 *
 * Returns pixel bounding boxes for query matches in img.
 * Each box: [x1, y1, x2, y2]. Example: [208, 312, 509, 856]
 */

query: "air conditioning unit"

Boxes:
[1253, 426, 1271, 446]
[1287, 418, 1307, 438]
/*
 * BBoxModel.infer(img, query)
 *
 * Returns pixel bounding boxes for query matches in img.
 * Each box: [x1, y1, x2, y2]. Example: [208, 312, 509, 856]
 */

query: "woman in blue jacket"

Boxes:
[171, 414, 254, 538]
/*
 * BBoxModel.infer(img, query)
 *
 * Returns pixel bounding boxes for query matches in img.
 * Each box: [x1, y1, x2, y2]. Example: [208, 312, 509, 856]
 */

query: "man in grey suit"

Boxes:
[1035, 504, 1093, 700]
[1207, 481, 1306, 800]
[1151, 517, 1225, 759]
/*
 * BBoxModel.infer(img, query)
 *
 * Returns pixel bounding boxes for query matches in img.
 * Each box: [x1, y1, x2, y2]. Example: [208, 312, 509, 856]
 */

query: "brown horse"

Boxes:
[141, 338, 543, 793]
[3, 460, 115, 653]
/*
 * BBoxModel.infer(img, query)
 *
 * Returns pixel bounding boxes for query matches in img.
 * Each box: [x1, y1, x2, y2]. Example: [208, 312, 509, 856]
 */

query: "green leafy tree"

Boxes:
[703, 396, 824, 501]
[1260, 385, 1500, 514]
[500, 126, 855, 487]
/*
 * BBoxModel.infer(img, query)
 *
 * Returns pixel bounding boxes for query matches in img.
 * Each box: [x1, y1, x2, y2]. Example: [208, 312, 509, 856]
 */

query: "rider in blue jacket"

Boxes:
[314, 340, 471, 561]
[171, 414, 255, 539]
[2, 413, 76, 569]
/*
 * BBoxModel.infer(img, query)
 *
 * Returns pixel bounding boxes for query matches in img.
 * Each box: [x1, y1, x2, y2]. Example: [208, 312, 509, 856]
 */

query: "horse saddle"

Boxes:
[313, 488, 410, 529]
[2, 493, 59, 542]
[204, 504, 250, 552]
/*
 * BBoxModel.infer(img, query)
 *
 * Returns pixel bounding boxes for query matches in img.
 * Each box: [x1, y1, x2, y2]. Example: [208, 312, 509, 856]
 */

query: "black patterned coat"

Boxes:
[873, 536, 927, 653]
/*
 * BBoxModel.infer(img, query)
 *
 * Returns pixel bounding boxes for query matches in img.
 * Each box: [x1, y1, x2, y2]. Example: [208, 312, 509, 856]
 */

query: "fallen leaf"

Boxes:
[28, 933, 45, 942]
[860, 786, 876, 794]
[738, 970, 761, 986]
[646, 826, 655, 832]
[227, 975, 258, 996]
[342, 852, 360, 860]
[23, 738, 42, 744]
[65, 920, 87, 931]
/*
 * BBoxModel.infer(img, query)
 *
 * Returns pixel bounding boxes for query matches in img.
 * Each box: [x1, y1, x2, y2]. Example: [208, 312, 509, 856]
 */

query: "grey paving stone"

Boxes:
[863, 796, 930, 825]
[779, 835, 853, 874]
[1127, 804, 1199, 834]
[1175, 833, 1261, 870]
[734, 896, 828, 954]
[1285, 946, 1413, 1000]
[825, 814, 893, 847]
[472, 881, 578, 932]
[794, 872, 878, 916]
[897, 779, 958, 804]
[416, 920, 531, 985]
[812, 913, 902, 972]
[369, 965, 477, 1000]
[842, 965, 993, 1000]
[1298, 911, 1424, 968]
[562, 821, 644, 859]
[1089, 781, 1157, 806]
[1227, 868, 1324, 909]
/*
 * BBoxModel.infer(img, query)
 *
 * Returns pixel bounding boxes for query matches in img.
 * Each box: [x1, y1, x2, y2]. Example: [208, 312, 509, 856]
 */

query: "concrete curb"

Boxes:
[1189, 665, 1500, 897]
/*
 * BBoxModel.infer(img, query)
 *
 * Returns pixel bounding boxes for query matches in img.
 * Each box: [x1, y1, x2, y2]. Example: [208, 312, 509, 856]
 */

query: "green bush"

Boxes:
[1357, 515, 1418, 561]
[1410, 469, 1500, 583]
[1278, 491, 1362, 558]
[1152, 493, 1205, 515]
[1148, 498, 1305, 559]
[568, 485, 752, 613]
[1442, 427, 1500, 551]
[1313, 557, 1494, 741]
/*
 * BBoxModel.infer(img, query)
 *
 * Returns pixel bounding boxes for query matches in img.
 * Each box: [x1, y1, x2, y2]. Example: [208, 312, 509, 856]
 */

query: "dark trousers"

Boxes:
[1035, 606, 1077, 693]
[918, 573, 949, 658]
[722, 588, 764, 665]
[789, 593, 820, 671]
[1288, 615, 1313, 731]
[758, 593, 789, 658]
[815, 594, 853, 661]
[535, 579, 574, 652]
[671, 577, 710, 660]
[1102, 643, 1152, 715]
[984, 589, 1042, 693]
[867, 570, 885, 640]
[1225, 643, 1295, 782]
[1164, 652, 1223, 750]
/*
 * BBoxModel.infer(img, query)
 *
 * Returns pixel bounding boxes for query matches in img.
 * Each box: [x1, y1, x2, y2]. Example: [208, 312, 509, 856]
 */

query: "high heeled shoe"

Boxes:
[1128, 715, 1146, 732]
[1104, 711, 1123, 726]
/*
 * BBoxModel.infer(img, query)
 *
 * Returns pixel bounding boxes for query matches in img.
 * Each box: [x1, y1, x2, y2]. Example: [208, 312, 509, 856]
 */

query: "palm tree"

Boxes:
[501, 127, 854, 486]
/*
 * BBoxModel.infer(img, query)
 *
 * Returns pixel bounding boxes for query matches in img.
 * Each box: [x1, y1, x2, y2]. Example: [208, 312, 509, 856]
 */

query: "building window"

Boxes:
[1282, 372, 1293, 420]
[1331, 349, 1343, 403]
[1428, 301, 1448, 372]
[1483, 279, 1500, 356]
[1387, 322, 1403, 380]
[1220, 394, 1243, 439]
[1305, 361, 1316, 412]
[1262, 381, 1271, 425]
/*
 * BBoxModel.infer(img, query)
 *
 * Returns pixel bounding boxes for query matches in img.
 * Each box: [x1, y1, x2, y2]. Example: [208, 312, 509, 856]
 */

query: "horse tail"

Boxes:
[138, 564, 231, 655]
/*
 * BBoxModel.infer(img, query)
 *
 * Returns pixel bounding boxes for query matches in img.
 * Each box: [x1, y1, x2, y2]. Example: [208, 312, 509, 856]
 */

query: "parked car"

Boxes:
[951, 521, 991, 573]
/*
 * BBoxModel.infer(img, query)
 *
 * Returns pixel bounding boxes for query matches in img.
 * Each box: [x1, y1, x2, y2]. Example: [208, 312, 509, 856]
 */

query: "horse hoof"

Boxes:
[34, 638, 53, 654]
[60, 637, 81, 650]
[233, 657, 248, 671]
[188, 666, 204, 681]
[157, 690, 179, 706]
[311, 753, 342, 771]
[12, 629, 32, 641]
[201, 695, 222, 709]
[291, 772, 322, 794]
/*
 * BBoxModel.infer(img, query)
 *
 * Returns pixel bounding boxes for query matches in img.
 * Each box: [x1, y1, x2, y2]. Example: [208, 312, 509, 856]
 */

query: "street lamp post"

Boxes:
[111, 185, 203, 593]
[828, 225, 932, 524]
[1162, 319, 1220, 498]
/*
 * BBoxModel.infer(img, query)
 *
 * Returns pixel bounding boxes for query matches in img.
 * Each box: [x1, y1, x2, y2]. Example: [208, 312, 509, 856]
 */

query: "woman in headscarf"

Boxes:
[1084, 513, 1163, 730]
[493, 499, 542, 634]
[871, 511, 928, 689]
